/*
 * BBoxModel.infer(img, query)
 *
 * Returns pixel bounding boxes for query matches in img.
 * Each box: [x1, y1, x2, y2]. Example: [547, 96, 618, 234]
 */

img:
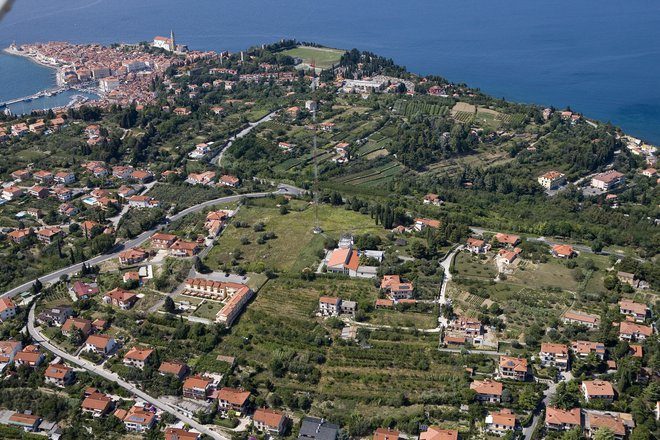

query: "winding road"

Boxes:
[7, 185, 303, 437]
[1, 188, 303, 301]
[27, 304, 228, 440]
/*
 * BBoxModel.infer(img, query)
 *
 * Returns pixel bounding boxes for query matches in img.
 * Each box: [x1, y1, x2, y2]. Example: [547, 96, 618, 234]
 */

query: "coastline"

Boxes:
[3, 46, 61, 79]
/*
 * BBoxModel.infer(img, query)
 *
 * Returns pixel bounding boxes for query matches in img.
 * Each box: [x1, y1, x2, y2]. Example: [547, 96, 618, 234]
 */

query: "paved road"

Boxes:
[523, 380, 558, 440]
[437, 347, 503, 355]
[0, 190, 288, 300]
[437, 246, 460, 328]
[27, 304, 228, 440]
[210, 109, 279, 167]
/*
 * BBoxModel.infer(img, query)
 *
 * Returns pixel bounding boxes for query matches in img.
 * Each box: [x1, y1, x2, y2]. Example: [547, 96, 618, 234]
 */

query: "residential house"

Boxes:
[54, 171, 76, 185]
[253, 408, 287, 435]
[499, 356, 528, 381]
[619, 321, 653, 341]
[151, 232, 178, 249]
[59, 203, 79, 217]
[36, 227, 63, 244]
[419, 427, 458, 440]
[37, 305, 72, 327]
[218, 174, 240, 187]
[10, 123, 29, 137]
[591, 171, 625, 191]
[84, 334, 116, 355]
[183, 376, 212, 400]
[116, 185, 138, 199]
[538, 171, 566, 190]
[159, 361, 188, 380]
[104, 288, 138, 310]
[187, 171, 216, 185]
[0, 298, 17, 321]
[7, 412, 41, 432]
[170, 240, 200, 257]
[380, 275, 414, 300]
[470, 379, 503, 403]
[28, 185, 50, 199]
[130, 169, 153, 183]
[123, 347, 154, 369]
[582, 380, 615, 403]
[373, 428, 400, 440]
[112, 166, 134, 179]
[485, 409, 517, 436]
[562, 311, 599, 329]
[33, 170, 54, 184]
[0, 340, 22, 370]
[498, 248, 521, 265]
[494, 233, 520, 247]
[7, 229, 31, 244]
[44, 363, 75, 387]
[466, 237, 489, 254]
[81, 392, 113, 417]
[552, 244, 575, 259]
[298, 417, 340, 440]
[423, 193, 443, 206]
[414, 217, 440, 231]
[165, 428, 201, 440]
[115, 406, 157, 433]
[216, 387, 251, 414]
[619, 300, 649, 322]
[127, 195, 160, 208]
[540, 343, 570, 371]
[118, 248, 148, 265]
[71, 281, 99, 300]
[319, 296, 341, 316]
[81, 220, 100, 239]
[641, 168, 657, 178]
[52, 187, 73, 201]
[14, 345, 45, 368]
[616, 272, 639, 288]
[62, 317, 92, 337]
[325, 246, 360, 276]
[585, 412, 630, 440]
[2, 186, 25, 200]
[11, 168, 31, 181]
[545, 407, 581, 431]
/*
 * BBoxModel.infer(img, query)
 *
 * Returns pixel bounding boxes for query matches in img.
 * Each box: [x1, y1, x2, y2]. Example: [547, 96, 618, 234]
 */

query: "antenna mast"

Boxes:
[311, 63, 322, 234]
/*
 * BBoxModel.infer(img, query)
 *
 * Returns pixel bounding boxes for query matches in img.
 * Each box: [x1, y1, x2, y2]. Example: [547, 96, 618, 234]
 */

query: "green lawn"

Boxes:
[204, 200, 386, 273]
[281, 46, 345, 69]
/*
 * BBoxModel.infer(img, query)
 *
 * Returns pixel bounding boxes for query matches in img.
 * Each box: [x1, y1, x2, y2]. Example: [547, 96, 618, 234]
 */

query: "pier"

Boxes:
[0, 86, 68, 107]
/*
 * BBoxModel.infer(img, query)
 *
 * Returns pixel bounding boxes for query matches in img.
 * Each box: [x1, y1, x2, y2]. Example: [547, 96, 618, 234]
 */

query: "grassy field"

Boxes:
[453, 251, 497, 279]
[281, 46, 345, 69]
[368, 309, 438, 329]
[204, 199, 386, 273]
[221, 275, 468, 418]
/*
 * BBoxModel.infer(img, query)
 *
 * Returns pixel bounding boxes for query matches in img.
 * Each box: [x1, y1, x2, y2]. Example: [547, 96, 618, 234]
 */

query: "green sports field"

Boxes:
[281, 46, 345, 69]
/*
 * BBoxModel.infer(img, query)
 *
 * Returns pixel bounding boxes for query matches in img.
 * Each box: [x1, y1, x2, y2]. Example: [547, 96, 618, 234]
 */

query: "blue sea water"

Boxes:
[0, 0, 658, 143]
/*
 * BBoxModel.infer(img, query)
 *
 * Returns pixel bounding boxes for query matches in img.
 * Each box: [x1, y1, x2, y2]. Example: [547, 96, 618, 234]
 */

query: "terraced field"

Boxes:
[394, 99, 450, 117]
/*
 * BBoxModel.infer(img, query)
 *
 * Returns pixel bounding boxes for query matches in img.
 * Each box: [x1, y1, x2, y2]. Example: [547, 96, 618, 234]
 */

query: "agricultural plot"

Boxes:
[453, 111, 475, 124]
[394, 100, 449, 117]
[222, 275, 466, 416]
